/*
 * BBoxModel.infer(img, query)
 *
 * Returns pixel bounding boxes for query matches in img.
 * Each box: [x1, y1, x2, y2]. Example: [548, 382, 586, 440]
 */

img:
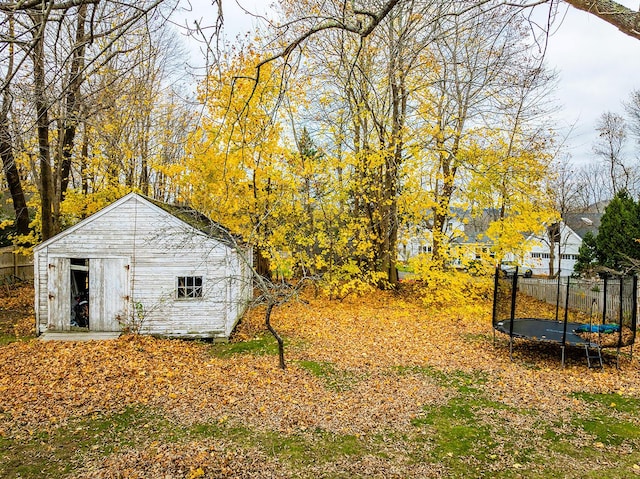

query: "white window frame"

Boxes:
[176, 276, 203, 299]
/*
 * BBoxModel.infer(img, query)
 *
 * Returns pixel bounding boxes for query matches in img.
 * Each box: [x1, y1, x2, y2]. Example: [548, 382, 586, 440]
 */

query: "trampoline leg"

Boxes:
[509, 337, 513, 361]
[561, 346, 565, 368]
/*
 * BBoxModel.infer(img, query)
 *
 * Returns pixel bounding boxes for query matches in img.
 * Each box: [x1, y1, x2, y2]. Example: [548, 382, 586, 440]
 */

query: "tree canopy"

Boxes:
[594, 190, 640, 272]
[10, 0, 639, 289]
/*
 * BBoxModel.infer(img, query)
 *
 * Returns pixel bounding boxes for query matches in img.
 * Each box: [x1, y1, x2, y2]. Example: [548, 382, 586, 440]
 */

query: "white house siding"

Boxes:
[520, 223, 583, 277]
[35, 197, 139, 332]
[34, 194, 252, 338]
[130, 243, 230, 337]
[224, 250, 253, 337]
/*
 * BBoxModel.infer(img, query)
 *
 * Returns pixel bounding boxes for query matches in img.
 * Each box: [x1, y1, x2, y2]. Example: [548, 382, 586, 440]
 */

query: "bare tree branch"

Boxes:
[0, 0, 99, 12]
[564, 0, 640, 41]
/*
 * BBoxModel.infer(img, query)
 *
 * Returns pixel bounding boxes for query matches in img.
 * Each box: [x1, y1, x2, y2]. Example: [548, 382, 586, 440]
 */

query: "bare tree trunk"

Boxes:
[548, 242, 556, 277]
[0, 117, 30, 236]
[59, 3, 88, 199]
[139, 110, 152, 196]
[432, 145, 457, 268]
[32, 12, 56, 240]
[1, 13, 29, 236]
[382, 98, 404, 285]
[264, 302, 285, 370]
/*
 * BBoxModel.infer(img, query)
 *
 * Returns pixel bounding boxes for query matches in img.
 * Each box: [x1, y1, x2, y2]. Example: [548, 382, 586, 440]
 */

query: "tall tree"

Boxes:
[573, 230, 598, 276]
[547, 156, 585, 216]
[593, 111, 629, 195]
[414, 6, 557, 267]
[247, 0, 559, 282]
[541, 157, 591, 275]
[574, 161, 615, 210]
[182, 46, 289, 264]
[0, 12, 29, 236]
[278, 0, 441, 285]
[1, 0, 172, 240]
[624, 89, 640, 148]
[595, 189, 640, 271]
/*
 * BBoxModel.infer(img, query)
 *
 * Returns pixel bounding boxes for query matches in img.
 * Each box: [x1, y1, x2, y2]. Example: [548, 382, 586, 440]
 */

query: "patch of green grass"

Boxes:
[528, 416, 640, 478]
[297, 360, 361, 391]
[298, 359, 334, 378]
[0, 408, 251, 479]
[397, 263, 413, 273]
[1, 404, 372, 479]
[574, 414, 640, 446]
[570, 391, 640, 446]
[0, 333, 18, 345]
[5, 398, 640, 479]
[571, 391, 640, 414]
[410, 398, 518, 477]
[0, 406, 175, 479]
[254, 429, 366, 464]
[0, 311, 32, 345]
[408, 397, 634, 479]
[209, 334, 280, 358]
[0, 406, 373, 479]
[412, 396, 507, 428]
[191, 421, 368, 465]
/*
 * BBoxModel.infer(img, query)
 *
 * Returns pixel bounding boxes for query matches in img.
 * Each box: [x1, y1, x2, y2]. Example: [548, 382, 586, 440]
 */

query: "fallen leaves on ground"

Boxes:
[1, 284, 640, 478]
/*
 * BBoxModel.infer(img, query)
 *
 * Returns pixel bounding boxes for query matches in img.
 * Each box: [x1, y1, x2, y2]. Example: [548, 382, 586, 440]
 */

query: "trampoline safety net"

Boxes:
[492, 268, 637, 349]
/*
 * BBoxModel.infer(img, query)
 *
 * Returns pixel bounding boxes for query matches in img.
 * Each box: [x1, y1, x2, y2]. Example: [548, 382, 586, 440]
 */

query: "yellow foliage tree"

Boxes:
[464, 131, 560, 264]
[181, 46, 293, 271]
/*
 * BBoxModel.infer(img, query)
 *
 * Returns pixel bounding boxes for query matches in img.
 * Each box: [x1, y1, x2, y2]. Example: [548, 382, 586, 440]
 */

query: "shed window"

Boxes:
[177, 276, 203, 298]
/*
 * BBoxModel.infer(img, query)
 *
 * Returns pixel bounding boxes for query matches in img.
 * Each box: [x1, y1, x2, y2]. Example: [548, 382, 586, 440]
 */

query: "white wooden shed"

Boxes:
[34, 193, 253, 339]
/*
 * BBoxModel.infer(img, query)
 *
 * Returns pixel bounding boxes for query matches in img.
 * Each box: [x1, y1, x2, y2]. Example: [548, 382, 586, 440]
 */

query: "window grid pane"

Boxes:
[177, 276, 203, 298]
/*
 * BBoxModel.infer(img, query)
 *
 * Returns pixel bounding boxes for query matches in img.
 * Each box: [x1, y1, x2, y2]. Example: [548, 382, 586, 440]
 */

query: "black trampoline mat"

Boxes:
[494, 318, 590, 346]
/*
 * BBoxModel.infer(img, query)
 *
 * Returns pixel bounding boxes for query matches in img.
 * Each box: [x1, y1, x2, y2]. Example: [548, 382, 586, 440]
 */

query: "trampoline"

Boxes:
[492, 268, 637, 367]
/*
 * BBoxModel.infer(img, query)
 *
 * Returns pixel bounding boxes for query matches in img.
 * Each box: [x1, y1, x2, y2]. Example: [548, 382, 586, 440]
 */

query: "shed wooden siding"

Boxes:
[34, 194, 252, 338]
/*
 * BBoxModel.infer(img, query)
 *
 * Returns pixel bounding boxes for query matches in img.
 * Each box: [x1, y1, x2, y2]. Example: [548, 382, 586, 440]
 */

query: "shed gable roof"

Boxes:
[34, 193, 236, 252]
[144, 197, 238, 246]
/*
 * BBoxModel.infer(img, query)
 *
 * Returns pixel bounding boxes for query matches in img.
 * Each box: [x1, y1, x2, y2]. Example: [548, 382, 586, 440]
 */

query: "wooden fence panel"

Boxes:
[0, 246, 33, 282]
[519, 277, 635, 325]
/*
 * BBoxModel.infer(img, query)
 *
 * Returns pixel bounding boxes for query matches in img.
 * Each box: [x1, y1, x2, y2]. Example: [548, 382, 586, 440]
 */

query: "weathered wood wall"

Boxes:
[0, 246, 33, 281]
[34, 194, 253, 337]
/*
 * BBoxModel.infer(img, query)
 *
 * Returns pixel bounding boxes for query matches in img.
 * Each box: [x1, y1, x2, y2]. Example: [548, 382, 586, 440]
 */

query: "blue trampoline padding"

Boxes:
[575, 324, 620, 334]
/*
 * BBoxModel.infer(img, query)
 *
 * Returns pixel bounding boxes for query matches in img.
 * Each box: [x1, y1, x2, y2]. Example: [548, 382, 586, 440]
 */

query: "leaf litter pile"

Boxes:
[2, 284, 640, 478]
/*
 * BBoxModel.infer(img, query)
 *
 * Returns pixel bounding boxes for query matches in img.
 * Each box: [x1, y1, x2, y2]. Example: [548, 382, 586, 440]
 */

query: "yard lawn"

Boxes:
[1, 283, 640, 478]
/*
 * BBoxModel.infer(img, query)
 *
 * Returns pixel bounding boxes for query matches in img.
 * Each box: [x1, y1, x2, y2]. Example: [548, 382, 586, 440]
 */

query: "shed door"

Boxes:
[48, 257, 71, 330]
[89, 258, 130, 331]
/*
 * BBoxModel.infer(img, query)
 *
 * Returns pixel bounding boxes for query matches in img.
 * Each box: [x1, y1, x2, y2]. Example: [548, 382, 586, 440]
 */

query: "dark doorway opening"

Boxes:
[70, 258, 89, 329]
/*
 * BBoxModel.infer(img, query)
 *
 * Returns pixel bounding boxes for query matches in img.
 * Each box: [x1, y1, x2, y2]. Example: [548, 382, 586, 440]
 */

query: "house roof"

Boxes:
[563, 212, 602, 240]
[449, 208, 500, 244]
[144, 196, 240, 247]
[34, 193, 239, 252]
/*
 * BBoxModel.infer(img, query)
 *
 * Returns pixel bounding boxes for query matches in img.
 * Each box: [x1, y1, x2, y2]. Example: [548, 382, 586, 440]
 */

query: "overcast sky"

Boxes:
[182, 1, 640, 165]
[537, 2, 640, 165]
